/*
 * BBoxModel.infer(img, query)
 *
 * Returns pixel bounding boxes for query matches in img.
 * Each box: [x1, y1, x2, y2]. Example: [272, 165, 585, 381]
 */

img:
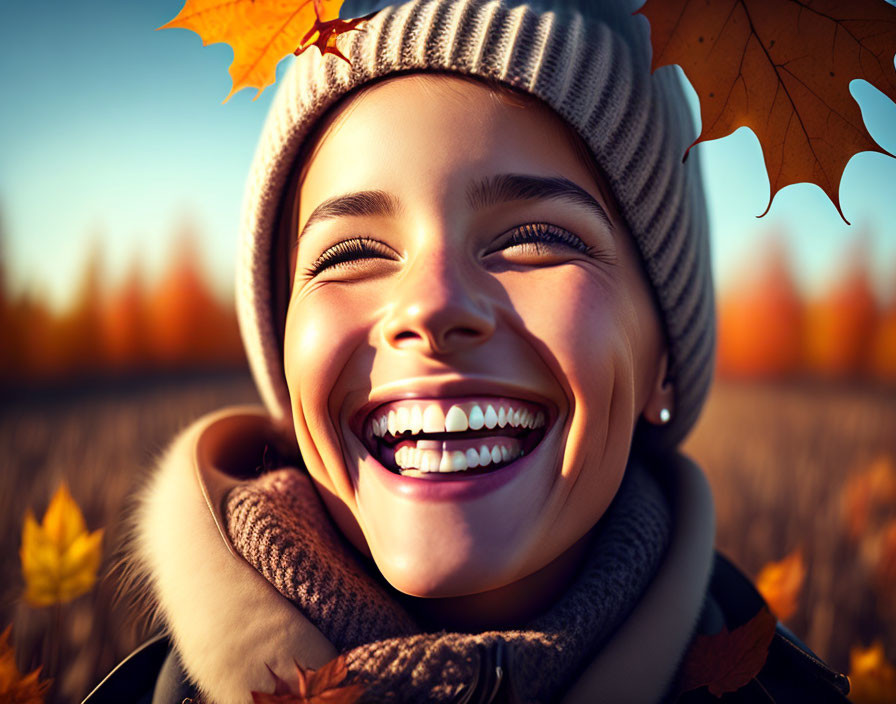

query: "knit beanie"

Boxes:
[236, 0, 715, 448]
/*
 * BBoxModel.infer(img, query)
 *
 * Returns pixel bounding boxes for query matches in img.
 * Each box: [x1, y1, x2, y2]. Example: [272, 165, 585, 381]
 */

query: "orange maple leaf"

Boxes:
[848, 640, 896, 704]
[755, 548, 805, 622]
[842, 455, 896, 541]
[638, 0, 896, 223]
[676, 605, 777, 697]
[251, 654, 365, 704]
[160, 0, 374, 102]
[0, 625, 51, 704]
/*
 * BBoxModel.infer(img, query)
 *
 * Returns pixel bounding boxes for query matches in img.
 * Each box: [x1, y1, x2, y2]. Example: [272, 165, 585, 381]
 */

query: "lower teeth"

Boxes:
[396, 453, 521, 476]
[369, 427, 546, 476]
[387, 444, 524, 474]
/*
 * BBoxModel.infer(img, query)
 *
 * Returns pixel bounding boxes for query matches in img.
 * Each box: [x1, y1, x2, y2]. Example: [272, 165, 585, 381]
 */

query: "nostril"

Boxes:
[455, 327, 483, 337]
[383, 294, 496, 354]
[389, 326, 489, 354]
[432, 326, 490, 352]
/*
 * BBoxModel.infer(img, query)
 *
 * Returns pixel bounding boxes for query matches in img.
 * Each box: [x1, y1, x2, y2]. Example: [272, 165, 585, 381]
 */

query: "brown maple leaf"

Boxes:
[160, 0, 374, 102]
[0, 625, 51, 704]
[251, 654, 365, 704]
[295, 10, 379, 64]
[676, 605, 777, 697]
[639, 0, 896, 223]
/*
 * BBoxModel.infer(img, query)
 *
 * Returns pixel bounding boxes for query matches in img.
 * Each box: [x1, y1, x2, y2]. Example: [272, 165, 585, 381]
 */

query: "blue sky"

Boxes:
[1, 0, 895, 311]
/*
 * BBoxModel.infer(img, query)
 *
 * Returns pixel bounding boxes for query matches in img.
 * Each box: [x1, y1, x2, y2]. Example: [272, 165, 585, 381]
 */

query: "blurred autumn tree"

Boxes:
[869, 287, 896, 383]
[0, 217, 245, 386]
[56, 236, 106, 377]
[717, 232, 895, 385]
[102, 254, 151, 371]
[717, 235, 804, 378]
[804, 236, 878, 379]
[0, 209, 12, 375]
[147, 220, 244, 369]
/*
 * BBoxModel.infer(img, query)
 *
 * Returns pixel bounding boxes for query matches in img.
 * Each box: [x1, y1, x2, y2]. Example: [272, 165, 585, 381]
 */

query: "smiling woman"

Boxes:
[281, 74, 670, 610]
[86, 1, 852, 703]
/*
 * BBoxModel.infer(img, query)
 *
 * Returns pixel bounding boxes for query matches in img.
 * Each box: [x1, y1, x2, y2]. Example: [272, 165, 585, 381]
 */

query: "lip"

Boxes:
[342, 375, 562, 502]
[350, 429, 555, 501]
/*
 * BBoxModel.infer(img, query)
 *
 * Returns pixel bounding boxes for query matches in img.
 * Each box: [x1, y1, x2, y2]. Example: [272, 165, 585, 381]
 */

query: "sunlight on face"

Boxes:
[283, 74, 666, 599]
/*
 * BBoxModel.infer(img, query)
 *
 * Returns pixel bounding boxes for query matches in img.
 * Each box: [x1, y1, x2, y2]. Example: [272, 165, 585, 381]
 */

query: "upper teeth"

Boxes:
[369, 402, 545, 438]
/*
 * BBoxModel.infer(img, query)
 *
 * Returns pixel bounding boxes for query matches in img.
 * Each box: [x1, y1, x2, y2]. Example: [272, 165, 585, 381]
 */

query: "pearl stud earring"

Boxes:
[659, 408, 671, 424]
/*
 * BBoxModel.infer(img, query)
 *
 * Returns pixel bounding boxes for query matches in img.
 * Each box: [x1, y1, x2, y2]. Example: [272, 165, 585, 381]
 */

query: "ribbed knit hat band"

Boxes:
[237, 0, 715, 448]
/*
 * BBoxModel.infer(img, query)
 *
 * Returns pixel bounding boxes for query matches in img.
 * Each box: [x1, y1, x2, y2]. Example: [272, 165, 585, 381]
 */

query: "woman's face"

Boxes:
[284, 75, 670, 598]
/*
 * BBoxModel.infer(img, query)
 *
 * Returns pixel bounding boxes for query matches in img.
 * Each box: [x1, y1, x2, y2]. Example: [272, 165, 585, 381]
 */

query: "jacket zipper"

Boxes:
[456, 640, 509, 704]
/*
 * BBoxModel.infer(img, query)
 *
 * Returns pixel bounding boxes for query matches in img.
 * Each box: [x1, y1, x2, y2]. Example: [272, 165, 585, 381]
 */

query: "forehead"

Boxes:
[296, 74, 607, 219]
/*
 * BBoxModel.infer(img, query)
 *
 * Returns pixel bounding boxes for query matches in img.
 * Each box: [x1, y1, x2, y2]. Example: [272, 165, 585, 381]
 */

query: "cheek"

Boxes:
[287, 289, 370, 397]
[284, 292, 373, 489]
[505, 266, 642, 532]
[505, 265, 639, 396]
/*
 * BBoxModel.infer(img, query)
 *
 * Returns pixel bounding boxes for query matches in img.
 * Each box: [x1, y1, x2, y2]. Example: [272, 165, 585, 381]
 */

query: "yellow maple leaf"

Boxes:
[159, 0, 372, 102]
[848, 641, 896, 704]
[0, 625, 50, 703]
[19, 483, 104, 607]
[755, 548, 805, 622]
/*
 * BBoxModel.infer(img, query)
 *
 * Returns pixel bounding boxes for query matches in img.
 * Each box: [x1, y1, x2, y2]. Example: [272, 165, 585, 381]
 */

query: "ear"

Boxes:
[642, 352, 675, 426]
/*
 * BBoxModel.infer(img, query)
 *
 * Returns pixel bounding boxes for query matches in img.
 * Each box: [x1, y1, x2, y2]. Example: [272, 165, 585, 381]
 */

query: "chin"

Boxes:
[368, 537, 533, 598]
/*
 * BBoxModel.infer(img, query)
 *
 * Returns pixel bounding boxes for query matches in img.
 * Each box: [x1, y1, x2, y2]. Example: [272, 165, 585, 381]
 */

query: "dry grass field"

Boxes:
[684, 380, 896, 671]
[1, 374, 894, 701]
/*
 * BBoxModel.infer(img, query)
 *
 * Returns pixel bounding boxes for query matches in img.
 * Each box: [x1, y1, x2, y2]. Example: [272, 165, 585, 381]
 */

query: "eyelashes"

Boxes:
[499, 223, 599, 257]
[303, 237, 392, 277]
[301, 223, 610, 277]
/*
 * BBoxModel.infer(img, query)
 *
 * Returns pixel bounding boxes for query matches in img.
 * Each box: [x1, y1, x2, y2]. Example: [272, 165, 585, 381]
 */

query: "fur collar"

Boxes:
[133, 407, 337, 704]
[133, 406, 715, 704]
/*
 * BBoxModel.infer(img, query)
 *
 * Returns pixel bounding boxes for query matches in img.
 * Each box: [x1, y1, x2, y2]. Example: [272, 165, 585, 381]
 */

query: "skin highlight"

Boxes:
[282, 74, 673, 629]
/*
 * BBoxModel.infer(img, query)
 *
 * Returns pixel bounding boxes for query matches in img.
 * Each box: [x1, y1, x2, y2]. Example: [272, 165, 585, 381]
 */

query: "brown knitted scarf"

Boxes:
[224, 459, 670, 703]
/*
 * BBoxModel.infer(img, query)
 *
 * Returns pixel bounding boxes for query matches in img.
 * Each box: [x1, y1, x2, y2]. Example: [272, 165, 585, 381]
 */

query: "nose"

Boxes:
[381, 250, 496, 356]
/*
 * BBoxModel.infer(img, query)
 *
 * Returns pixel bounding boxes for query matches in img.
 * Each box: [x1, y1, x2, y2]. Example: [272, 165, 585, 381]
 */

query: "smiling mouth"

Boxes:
[362, 397, 549, 478]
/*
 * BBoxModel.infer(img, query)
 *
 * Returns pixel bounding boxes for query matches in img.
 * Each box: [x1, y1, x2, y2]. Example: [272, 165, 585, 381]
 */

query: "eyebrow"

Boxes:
[295, 173, 612, 245]
[466, 174, 612, 230]
[297, 190, 402, 244]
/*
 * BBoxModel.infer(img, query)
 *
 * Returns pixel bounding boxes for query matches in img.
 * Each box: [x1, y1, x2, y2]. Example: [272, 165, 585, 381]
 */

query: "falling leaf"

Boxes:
[755, 548, 805, 622]
[159, 0, 373, 101]
[251, 654, 365, 703]
[848, 641, 896, 704]
[20, 483, 104, 607]
[0, 625, 50, 704]
[639, 0, 896, 222]
[676, 605, 777, 697]
[842, 455, 896, 542]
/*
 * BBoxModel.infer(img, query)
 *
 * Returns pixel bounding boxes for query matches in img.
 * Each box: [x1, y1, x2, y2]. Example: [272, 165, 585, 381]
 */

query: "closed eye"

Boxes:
[302, 237, 397, 277]
[491, 223, 596, 256]
[302, 223, 612, 277]
[486, 223, 616, 266]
